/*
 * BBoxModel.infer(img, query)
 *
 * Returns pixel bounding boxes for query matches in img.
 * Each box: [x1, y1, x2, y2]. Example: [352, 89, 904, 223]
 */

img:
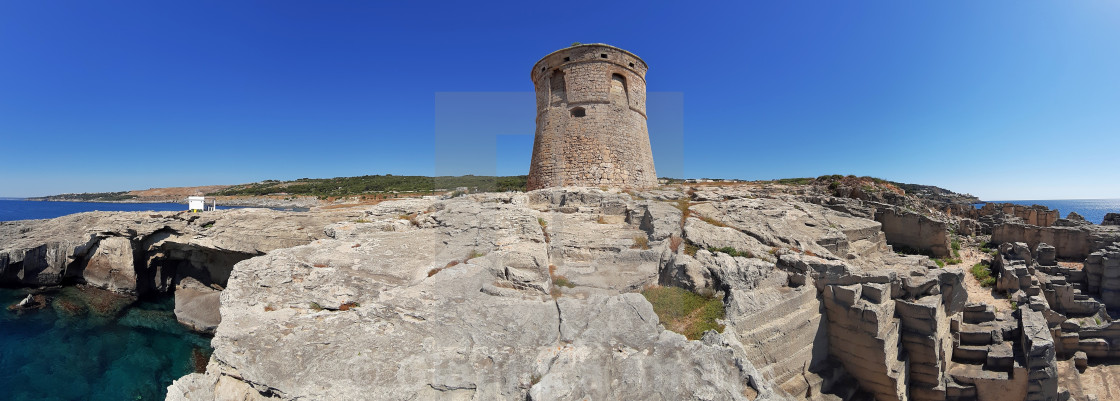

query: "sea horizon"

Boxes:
[0, 199, 227, 222]
[974, 198, 1119, 225]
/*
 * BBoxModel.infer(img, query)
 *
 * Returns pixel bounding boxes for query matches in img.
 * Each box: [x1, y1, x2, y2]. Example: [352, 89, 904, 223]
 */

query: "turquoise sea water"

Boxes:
[1, 201, 217, 400]
[0, 288, 211, 401]
[980, 199, 1120, 225]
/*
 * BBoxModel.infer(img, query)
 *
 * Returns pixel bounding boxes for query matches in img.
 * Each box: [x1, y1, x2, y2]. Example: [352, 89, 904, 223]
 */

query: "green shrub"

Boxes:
[980, 241, 998, 255]
[208, 174, 529, 197]
[773, 177, 814, 186]
[708, 247, 754, 259]
[971, 263, 995, 287]
[934, 259, 945, 268]
[641, 286, 725, 340]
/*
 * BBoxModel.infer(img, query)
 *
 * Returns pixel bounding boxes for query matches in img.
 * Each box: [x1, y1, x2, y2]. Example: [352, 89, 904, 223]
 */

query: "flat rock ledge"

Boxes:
[151, 185, 1120, 400]
[168, 189, 786, 400]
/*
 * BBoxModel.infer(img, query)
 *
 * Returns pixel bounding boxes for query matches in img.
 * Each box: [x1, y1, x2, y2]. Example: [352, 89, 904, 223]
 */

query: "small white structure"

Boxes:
[188, 196, 206, 212]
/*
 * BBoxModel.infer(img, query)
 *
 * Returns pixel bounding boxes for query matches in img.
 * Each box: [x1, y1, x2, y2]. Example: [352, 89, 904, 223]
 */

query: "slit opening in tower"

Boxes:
[610, 73, 628, 106]
[570, 107, 586, 118]
[549, 70, 566, 106]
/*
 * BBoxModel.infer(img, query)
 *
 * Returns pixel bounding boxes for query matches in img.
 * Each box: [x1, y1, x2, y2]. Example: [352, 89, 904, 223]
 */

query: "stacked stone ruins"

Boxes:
[527, 44, 657, 190]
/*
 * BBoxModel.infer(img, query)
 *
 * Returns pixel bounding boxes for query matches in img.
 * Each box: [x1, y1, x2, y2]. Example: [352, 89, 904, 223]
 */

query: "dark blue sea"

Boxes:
[0, 199, 235, 222]
[979, 199, 1120, 225]
[0, 200, 215, 400]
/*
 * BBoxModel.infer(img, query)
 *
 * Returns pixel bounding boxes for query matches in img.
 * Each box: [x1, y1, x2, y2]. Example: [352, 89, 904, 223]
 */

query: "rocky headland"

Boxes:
[3, 179, 1120, 400]
[28, 185, 323, 209]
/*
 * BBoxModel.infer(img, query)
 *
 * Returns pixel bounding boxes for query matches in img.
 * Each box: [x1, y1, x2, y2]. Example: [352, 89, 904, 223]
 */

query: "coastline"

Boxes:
[5, 181, 1119, 400]
[23, 196, 321, 209]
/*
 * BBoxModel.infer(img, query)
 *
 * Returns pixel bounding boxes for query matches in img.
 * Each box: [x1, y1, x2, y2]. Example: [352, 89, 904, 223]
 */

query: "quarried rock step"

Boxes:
[985, 342, 1014, 371]
[953, 345, 989, 364]
[963, 303, 996, 324]
[958, 323, 995, 346]
[948, 362, 1009, 384]
[945, 379, 977, 399]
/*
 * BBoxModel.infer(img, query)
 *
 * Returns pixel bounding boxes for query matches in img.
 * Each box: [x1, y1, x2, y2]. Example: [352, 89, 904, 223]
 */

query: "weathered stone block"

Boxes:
[862, 282, 887, 304]
[963, 304, 996, 324]
[1036, 243, 1056, 266]
[832, 284, 862, 307]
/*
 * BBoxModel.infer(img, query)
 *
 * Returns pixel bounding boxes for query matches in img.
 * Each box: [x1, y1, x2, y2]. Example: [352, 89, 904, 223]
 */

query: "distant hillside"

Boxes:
[209, 175, 528, 197]
[886, 181, 980, 205]
[750, 175, 980, 205]
[28, 191, 139, 202]
[28, 185, 233, 203]
[29, 173, 977, 205]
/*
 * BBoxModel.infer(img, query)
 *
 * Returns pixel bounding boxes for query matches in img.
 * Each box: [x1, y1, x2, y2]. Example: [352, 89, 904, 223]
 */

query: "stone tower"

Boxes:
[527, 44, 657, 190]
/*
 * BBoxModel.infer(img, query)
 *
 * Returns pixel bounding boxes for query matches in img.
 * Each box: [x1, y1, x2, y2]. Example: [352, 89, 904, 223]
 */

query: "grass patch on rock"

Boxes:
[698, 214, 728, 228]
[936, 258, 963, 267]
[971, 262, 996, 287]
[708, 246, 754, 259]
[548, 265, 575, 291]
[684, 242, 700, 257]
[672, 199, 691, 228]
[640, 286, 725, 340]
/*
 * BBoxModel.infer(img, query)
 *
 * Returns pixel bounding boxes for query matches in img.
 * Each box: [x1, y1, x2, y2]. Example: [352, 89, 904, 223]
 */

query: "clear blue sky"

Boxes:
[1, 1, 1118, 200]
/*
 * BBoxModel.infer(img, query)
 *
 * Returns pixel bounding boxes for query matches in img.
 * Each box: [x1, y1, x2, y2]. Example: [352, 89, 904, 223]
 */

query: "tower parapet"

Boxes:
[527, 44, 657, 190]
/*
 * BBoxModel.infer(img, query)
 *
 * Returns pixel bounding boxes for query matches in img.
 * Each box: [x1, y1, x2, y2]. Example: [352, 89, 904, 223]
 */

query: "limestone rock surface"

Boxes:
[0, 208, 362, 294]
[174, 277, 222, 333]
[171, 190, 792, 400]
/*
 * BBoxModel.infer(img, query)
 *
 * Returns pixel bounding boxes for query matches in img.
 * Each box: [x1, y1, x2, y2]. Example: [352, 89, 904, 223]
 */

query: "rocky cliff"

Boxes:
[0, 208, 362, 331]
[4, 184, 1119, 400]
[159, 186, 967, 401]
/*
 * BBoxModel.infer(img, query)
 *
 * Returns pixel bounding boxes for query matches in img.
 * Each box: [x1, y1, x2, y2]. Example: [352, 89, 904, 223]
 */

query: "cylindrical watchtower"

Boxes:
[526, 44, 657, 190]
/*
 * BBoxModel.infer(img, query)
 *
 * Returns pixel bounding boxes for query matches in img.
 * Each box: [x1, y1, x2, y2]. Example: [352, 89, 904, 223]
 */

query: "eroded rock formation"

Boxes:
[4, 183, 1118, 401]
[0, 208, 362, 331]
[162, 186, 978, 401]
